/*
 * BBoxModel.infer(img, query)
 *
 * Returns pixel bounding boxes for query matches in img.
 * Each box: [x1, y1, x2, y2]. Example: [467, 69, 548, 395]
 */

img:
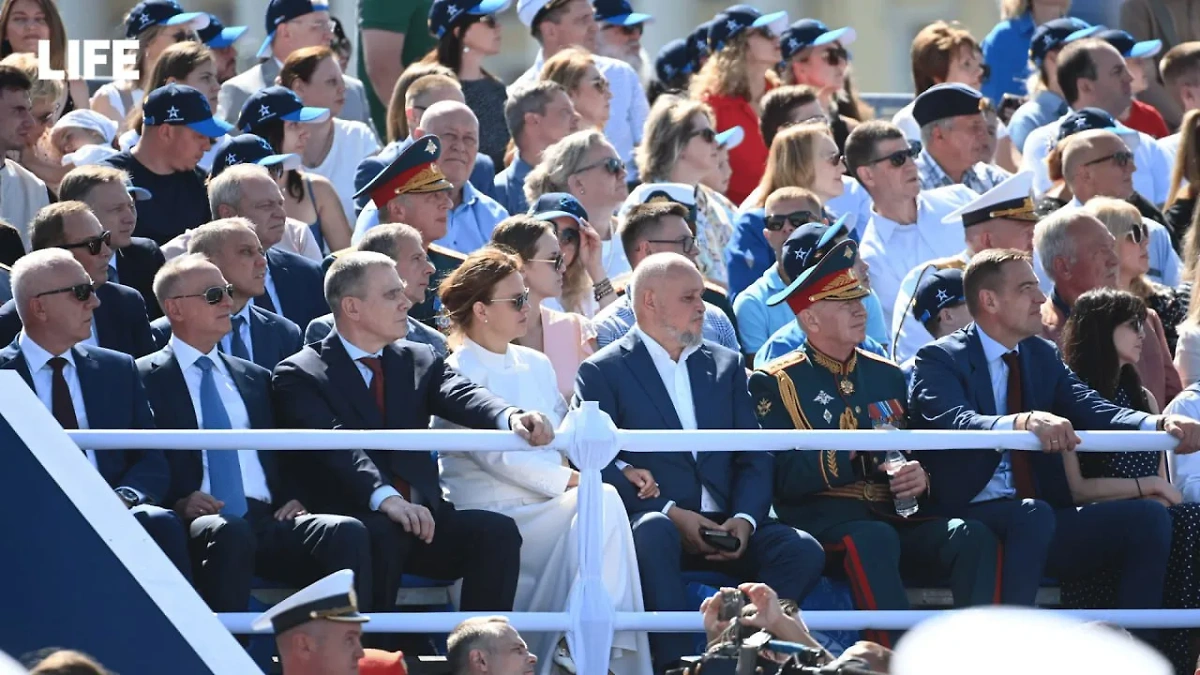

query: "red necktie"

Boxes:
[48, 357, 79, 430]
[358, 356, 411, 501]
[1001, 351, 1036, 499]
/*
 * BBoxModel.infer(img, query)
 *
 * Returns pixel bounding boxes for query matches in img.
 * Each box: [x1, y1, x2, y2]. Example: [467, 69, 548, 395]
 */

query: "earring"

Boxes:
[463, 45, 471, 53]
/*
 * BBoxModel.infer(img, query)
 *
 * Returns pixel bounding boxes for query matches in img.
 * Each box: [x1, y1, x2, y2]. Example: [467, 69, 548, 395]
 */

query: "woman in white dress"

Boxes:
[434, 247, 655, 675]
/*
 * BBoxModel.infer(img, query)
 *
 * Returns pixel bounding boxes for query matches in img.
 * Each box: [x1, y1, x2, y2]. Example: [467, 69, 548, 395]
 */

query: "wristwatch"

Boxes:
[114, 487, 141, 507]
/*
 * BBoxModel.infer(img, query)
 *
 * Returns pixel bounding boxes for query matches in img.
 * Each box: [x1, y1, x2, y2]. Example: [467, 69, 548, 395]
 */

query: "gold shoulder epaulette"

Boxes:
[761, 349, 807, 374]
[428, 243, 467, 261]
[856, 348, 897, 366]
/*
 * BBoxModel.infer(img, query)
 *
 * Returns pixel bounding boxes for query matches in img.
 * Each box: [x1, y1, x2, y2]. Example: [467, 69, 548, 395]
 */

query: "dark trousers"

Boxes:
[816, 517, 998, 647]
[358, 504, 521, 613]
[963, 498, 1057, 606]
[131, 504, 192, 582]
[1048, 501, 1172, 608]
[630, 511, 825, 672]
[187, 499, 371, 612]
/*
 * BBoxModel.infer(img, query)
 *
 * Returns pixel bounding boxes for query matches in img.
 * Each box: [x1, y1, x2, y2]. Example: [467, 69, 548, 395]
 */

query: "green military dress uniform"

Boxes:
[412, 243, 465, 331]
[747, 238, 998, 646]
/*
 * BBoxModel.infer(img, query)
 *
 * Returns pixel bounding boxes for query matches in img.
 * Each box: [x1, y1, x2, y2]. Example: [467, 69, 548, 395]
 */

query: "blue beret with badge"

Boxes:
[912, 83, 989, 128]
[354, 135, 454, 207]
[912, 267, 966, 324]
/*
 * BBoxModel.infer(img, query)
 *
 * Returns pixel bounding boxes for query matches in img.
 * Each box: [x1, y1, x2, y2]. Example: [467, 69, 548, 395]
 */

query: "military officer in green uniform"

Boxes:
[748, 237, 998, 647]
[353, 134, 465, 331]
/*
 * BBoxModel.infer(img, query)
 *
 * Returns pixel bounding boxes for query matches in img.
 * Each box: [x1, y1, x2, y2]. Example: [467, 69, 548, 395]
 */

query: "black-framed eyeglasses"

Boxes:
[822, 44, 848, 66]
[170, 284, 235, 305]
[863, 140, 922, 168]
[1125, 222, 1149, 244]
[573, 156, 625, 176]
[765, 211, 824, 231]
[688, 127, 718, 144]
[489, 288, 531, 311]
[529, 252, 566, 272]
[1085, 150, 1135, 168]
[647, 235, 697, 255]
[35, 281, 94, 302]
[60, 230, 112, 256]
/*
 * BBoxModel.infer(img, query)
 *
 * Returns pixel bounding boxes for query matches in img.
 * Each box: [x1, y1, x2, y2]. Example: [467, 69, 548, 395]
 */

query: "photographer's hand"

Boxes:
[699, 587, 738, 647]
[738, 583, 833, 663]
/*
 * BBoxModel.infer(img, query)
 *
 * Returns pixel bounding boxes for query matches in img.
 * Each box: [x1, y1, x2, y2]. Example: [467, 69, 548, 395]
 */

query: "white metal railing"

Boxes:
[70, 402, 1196, 675]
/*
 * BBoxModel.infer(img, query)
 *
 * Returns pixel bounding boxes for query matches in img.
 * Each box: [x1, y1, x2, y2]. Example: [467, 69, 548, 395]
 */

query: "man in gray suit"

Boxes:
[217, 0, 374, 134]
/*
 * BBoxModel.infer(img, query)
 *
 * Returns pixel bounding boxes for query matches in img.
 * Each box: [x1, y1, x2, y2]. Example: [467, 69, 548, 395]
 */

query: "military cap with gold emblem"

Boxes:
[353, 135, 454, 209]
[941, 170, 1038, 229]
[251, 569, 369, 634]
[767, 238, 869, 315]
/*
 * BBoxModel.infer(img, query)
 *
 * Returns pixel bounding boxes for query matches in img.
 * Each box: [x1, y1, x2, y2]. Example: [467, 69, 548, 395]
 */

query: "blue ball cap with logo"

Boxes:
[428, 0, 513, 39]
[708, 5, 789, 53]
[237, 86, 331, 134]
[209, 134, 302, 178]
[780, 18, 856, 61]
[529, 192, 590, 228]
[912, 267, 966, 323]
[258, 0, 330, 59]
[1084, 27, 1163, 59]
[142, 83, 233, 139]
[767, 214, 849, 307]
[1030, 17, 1099, 65]
[1056, 107, 1132, 142]
[197, 13, 248, 49]
[593, 0, 652, 27]
[656, 38, 695, 84]
[125, 0, 210, 39]
[688, 18, 718, 61]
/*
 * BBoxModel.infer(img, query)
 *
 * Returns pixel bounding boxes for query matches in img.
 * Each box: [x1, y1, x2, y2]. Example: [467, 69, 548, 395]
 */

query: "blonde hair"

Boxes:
[1084, 197, 1153, 299]
[752, 122, 831, 208]
[540, 47, 596, 95]
[690, 32, 778, 102]
[0, 52, 61, 107]
[1168, 110, 1200, 207]
[637, 94, 714, 183]
[523, 129, 607, 203]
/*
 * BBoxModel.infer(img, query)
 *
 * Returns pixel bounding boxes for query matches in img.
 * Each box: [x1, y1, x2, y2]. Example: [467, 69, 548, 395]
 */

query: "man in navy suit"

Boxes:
[910, 248, 1200, 616]
[148, 219, 302, 371]
[137, 255, 369, 612]
[574, 253, 825, 671]
[208, 164, 326, 330]
[59, 165, 166, 320]
[272, 252, 555, 614]
[0, 202, 156, 357]
[2, 249, 190, 578]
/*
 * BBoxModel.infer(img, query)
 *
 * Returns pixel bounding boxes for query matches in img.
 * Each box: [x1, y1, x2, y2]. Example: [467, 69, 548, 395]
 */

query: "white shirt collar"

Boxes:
[869, 197, 922, 242]
[18, 331, 73, 373]
[976, 325, 1019, 363]
[461, 336, 514, 371]
[170, 334, 222, 372]
[338, 333, 383, 361]
[634, 325, 701, 365]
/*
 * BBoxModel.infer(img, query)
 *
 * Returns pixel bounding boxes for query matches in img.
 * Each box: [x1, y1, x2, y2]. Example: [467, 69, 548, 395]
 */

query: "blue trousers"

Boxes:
[131, 504, 192, 582]
[964, 498, 1056, 606]
[630, 511, 825, 673]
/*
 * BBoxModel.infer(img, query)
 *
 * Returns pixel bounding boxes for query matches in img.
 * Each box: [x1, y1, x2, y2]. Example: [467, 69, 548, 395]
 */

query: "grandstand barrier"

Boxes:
[63, 398, 1198, 675]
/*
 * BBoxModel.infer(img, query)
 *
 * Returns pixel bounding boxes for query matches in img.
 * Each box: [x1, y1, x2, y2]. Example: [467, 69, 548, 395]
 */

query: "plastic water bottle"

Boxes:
[884, 449, 920, 518]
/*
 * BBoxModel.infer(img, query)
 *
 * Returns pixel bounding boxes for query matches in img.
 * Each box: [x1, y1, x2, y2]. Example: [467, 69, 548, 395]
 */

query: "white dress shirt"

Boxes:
[1166, 384, 1200, 502]
[254, 265, 284, 316]
[220, 303, 255, 364]
[972, 327, 1019, 502]
[170, 336, 271, 504]
[20, 332, 92, 463]
[633, 327, 756, 531]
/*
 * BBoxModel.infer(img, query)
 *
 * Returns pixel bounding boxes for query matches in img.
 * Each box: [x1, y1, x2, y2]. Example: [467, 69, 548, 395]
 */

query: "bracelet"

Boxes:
[593, 277, 614, 302]
[1136, 477, 1143, 497]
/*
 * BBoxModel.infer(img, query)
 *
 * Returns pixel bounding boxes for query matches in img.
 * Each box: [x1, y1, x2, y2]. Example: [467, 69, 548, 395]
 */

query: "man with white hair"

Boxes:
[593, 0, 654, 84]
[446, 616, 537, 675]
[1, 249, 191, 580]
[575, 252, 825, 672]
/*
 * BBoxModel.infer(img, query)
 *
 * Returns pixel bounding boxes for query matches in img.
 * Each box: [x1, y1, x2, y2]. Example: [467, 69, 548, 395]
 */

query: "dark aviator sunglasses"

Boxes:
[863, 140, 922, 168]
[171, 284, 235, 305]
[766, 211, 825, 231]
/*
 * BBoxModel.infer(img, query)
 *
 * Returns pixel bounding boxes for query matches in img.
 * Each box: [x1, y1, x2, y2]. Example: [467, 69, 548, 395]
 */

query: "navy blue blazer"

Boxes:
[271, 333, 514, 515]
[264, 247, 326, 332]
[908, 323, 1153, 511]
[0, 282, 156, 358]
[0, 339, 167, 501]
[573, 331, 773, 525]
[114, 237, 166, 320]
[149, 306, 302, 371]
[354, 138, 496, 214]
[136, 345, 298, 508]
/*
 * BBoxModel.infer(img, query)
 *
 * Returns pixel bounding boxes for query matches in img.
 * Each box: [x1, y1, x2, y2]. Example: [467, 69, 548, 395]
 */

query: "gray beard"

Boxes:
[596, 42, 650, 81]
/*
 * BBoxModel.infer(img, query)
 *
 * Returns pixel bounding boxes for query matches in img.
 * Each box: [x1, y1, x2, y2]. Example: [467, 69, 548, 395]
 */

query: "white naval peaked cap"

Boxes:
[942, 170, 1039, 227]
[251, 569, 369, 633]
[892, 607, 1171, 675]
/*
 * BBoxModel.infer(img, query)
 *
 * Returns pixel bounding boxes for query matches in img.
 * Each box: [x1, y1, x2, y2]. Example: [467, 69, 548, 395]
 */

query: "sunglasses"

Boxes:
[489, 288, 531, 311]
[476, 14, 498, 28]
[765, 211, 824, 231]
[610, 23, 643, 37]
[647, 235, 697, 255]
[864, 140, 922, 168]
[1085, 150, 1135, 168]
[60, 230, 112, 256]
[1125, 222, 1149, 244]
[36, 281, 94, 302]
[823, 45, 848, 66]
[171, 284, 235, 305]
[558, 226, 581, 248]
[529, 252, 566, 272]
[574, 156, 625, 176]
[689, 127, 718, 144]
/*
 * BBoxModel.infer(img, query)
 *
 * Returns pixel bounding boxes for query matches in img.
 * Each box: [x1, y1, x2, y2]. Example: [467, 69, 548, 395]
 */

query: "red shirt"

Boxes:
[1122, 99, 1170, 139]
[703, 91, 768, 205]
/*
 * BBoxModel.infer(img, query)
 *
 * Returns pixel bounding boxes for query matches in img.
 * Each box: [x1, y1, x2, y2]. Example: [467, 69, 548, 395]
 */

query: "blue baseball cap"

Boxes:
[209, 134, 302, 178]
[529, 192, 589, 228]
[780, 19, 856, 61]
[1056, 107, 1133, 142]
[1087, 28, 1163, 59]
[125, 0, 210, 39]
[656, 38, 695, 84]
[1030, 17, 1099, 65]
[258, 0, 330, 59]
[428, 0, 512, 39]
[197, 13, 248, 49]
[708, 5, 789, 53]
[237, 86, 330, 133]
[715, 126, 744, 150]
[593, 0, 652, 27]
[767, 214, 849, 307]
[688, 18, 718, 62]
[912, 267, 966, 324]
[142, 83, 233, 139]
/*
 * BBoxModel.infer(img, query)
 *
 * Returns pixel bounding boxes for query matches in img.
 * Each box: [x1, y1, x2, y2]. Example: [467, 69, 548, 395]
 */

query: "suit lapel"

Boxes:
[150, 345, 199, 428]
[621, 334, 684, 429]
[0, 342, 34, 389]
[248, 307, 271, 369]
[381, 345, 414, 429]
[965, 327, 998, 415]
[266, 249, 291, 315]
[73, 346, 108, 426]
[322, 335, 385, 429]
[92, 285, 117, 348]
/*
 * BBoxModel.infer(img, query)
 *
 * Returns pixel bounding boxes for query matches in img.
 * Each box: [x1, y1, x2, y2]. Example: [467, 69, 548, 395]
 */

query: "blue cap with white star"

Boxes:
[912, 267, 965, 324]
[142, 83, 233, 139]
[209, 133, 302, 178]
[236, 86, 330, 134]
[125, 0, 210, 39]
[707, 5, 789, 53]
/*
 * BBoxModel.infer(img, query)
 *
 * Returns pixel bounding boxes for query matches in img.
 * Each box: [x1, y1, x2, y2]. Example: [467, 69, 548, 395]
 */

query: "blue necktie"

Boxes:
[229, 316, 250, 361]
[107, 261, 118, 285]
[196, 356, 246, 517]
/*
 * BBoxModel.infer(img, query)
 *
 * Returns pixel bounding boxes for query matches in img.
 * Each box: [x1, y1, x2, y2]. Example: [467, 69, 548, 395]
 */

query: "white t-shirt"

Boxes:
[305, 118, 381, 224]
[95, 83, 143, 121]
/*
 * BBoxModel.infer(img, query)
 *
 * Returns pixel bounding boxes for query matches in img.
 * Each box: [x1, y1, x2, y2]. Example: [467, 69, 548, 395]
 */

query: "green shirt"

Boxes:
[356, 0, 437, 133]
